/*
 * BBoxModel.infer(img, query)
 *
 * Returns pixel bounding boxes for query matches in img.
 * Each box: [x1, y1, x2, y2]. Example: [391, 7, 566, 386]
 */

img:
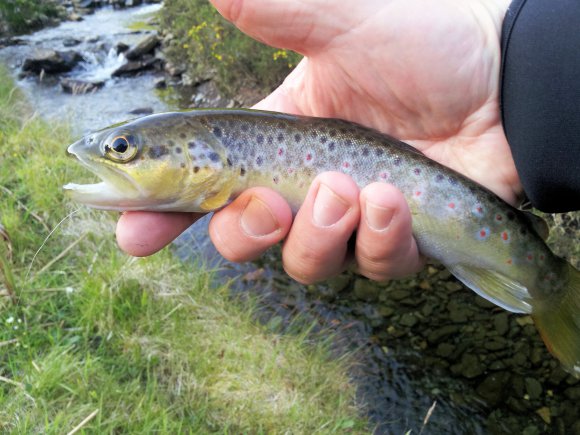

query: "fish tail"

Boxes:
[533, 264, 580, 377]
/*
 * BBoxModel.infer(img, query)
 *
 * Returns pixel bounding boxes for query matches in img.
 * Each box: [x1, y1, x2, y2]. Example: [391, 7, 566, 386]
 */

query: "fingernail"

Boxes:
[241, 197, 279, 237]
[365, 202, 394, 231]
[313, 184, 350, 227]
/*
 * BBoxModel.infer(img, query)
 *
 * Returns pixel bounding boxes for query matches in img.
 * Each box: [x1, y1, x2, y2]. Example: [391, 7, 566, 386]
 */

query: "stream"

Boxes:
[1, 4, 578, 434]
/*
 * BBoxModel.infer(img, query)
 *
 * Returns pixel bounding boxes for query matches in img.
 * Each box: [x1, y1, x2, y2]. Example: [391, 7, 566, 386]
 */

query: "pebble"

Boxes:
[353, 279, 379, 302]
[536, 406, 551, 424]
[476, 371, 511, 406]
[525, 377, 543, 400]
[453, 353, 484, 379]
[399, 313, 418, 327]
[493, 312, 510, 335]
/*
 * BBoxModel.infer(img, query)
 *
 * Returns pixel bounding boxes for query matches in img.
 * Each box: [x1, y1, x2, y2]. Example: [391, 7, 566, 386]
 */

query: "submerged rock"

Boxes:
[22, 49, 83, 75]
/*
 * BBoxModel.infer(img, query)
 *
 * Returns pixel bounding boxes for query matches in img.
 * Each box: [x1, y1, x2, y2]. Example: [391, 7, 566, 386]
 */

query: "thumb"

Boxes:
[209, 0, 347, 54]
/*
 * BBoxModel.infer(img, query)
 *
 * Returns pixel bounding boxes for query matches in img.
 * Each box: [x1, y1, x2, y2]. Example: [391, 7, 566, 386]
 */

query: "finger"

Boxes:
[209, 0, 356, 54]
[209, 187, 292, 262]
[282, 172, 360, 284]
[116, 211, 199, 257]
[356, 183, 425, 280]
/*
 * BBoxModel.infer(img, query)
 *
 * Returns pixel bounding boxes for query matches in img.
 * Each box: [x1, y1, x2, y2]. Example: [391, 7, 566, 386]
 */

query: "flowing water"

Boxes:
[2, 5, 578, 434]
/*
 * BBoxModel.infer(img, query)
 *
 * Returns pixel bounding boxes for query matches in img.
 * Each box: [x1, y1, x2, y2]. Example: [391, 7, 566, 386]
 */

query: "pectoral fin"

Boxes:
[447, 264, 532, 313]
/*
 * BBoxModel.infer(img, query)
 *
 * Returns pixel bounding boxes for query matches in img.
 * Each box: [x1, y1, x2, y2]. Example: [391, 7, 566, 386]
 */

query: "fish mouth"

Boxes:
[63, 139, 144, 210]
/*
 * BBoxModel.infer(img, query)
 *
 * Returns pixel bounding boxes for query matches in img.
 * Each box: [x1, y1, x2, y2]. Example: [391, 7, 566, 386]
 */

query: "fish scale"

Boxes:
[64, 108, 580, 376]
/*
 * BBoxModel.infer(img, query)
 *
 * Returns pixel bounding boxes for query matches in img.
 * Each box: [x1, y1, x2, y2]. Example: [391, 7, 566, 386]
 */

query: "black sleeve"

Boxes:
[500, 0, 580, 213]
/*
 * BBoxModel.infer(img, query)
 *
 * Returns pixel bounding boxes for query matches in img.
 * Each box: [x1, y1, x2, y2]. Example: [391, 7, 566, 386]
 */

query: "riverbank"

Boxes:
[0, 67, 368, 433]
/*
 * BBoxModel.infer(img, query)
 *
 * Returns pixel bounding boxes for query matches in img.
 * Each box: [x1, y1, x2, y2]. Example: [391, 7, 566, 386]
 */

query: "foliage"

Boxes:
[159, 0, 302, 97]
[0, 0, 64, 37]
[0, 67, 367, 433]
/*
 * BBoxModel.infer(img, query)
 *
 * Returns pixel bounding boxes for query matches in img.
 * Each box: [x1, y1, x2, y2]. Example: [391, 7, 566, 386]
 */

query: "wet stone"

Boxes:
[476, 371, 511, 406]
[436, 342, 455, 358]
[427, 325, 460, 344]
[326, 275, 351, 294]
[389, 289, 411, 301]
[564, 386, 580, 400]
[399, 313, 418, 327]
[353, 279, 380, 302]
[493, 312, 510, 335]
[484, 337, 508, 351]
[525, 377, 543, 400]
[453, 353, 484, 379]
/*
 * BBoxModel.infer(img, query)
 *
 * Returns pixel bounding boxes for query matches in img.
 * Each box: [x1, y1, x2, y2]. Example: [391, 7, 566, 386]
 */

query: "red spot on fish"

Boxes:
[448, 202, 456, 209]
[501, 231, 509, 241]
[495, 214, 503, 222]
[380, 172, 388, 179]
[415, 191, 422, 197]
[527, 253, 534, 262]
[278, 148, 284, 156]
[480, 229, 487, 237]
[306, 153, 312, 161]
[343, 162, 350, 168]
[477, 206, 483, 213]
[539, 254, 545, 261]
[506, 259, 513, 265]
[288, 168, 294, 174]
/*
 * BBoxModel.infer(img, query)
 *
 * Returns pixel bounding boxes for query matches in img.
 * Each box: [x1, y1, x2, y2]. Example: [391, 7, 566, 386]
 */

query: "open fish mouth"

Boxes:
[63, 139, 143, 210]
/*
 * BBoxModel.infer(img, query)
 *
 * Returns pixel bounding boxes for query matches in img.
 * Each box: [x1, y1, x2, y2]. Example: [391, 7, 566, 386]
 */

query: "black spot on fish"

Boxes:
[188, 141, 196, 149]
[199, 153, 206, 160]
[257, 134, 264, 144]
[148, 145, 169, 159]
[375, 148, 384, 157]
[226, 158, 233, 167]
[240, 167, 246, 176]
[256, 156, 263, 166]
[392, 156, 401, 165]
[241, 124, 249, 132]
[294, 134, 301, 143]
[340, 128, 348, 134]
[267, 135, 273, 144]
[213, 127, 222, 138]
[179, 132, 187, 139]
[414, 168, 421, 175]
[328, 142, 336, 151]
[435, 174, 444, 182]
[208, 152, 220, 162]
[168, 140, 175, 147]
[175, 147, 182, 154]
[520, 228, 527, 236]
[320, 136, 328, 144]
[448, 176, 458, 185]
[330, 129, 337, 137]
[277, 133, 284, 142]
[362, 148, 369, 157]
[193, 166, 200, 173]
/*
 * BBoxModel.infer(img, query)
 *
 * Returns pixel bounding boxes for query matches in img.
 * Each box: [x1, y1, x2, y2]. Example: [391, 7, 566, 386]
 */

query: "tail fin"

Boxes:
[533, 264, 580, 378]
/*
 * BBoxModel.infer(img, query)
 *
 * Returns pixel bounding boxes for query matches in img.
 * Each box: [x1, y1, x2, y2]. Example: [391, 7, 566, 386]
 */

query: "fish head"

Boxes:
[64, 114, 234, 212]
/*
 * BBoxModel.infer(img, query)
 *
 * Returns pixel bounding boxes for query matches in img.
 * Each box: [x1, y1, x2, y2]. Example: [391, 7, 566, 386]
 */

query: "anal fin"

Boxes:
[447, 264, 532, 313]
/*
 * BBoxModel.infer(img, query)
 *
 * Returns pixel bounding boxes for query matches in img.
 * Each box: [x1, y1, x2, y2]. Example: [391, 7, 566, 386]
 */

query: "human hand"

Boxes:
[117, 0, 517, 283]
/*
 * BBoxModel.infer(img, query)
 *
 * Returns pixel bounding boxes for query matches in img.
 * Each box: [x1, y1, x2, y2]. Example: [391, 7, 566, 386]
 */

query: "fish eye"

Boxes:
[104, 134, 138, 163]
[112, 137, 128, 153]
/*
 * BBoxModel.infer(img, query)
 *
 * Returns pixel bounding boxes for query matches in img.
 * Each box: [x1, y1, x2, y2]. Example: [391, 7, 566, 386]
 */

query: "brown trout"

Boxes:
[64, 109, 580, 376]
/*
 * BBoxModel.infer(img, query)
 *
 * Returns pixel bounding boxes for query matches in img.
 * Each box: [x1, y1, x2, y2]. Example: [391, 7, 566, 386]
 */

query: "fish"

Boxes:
[64, 108, 580, 376]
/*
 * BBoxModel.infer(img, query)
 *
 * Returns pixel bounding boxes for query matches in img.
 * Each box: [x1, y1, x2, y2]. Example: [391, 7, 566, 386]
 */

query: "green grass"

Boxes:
[0, 0, 64, 36]
[159, 0, 302, 98]
[0, 66, 368, 433]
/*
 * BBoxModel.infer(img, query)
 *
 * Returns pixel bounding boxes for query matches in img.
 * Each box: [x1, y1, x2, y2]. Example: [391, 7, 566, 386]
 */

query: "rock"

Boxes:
[115, 42, 130, 54]
[493, 313, 510, 335]
[22, 49, 83, 75]
[327, 275, 350, 294]
[484, 337, 508, 351]
[62, 37, 81, 47]
[453, 353, 484, 379]
[353, 279, 379, 302]
[476, 371, 511, 406]
[399, 313, 418, 327]
[525, 377, 543, 400]
[564, 386, 580, 400]
[128, 107, 153, 115]
[388, 289, 411, 301]
[60, 78, 104, 94]
[112, 57, 160, 77]
[535, 407, 551, 424]
[427, 325, 460, 344]
[572, 420, 580, 435]
[125, 34, 160, 60]
[436, 342, 455, 358]
[68, 12, 84, 22]
[516, 315, 534, 327]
